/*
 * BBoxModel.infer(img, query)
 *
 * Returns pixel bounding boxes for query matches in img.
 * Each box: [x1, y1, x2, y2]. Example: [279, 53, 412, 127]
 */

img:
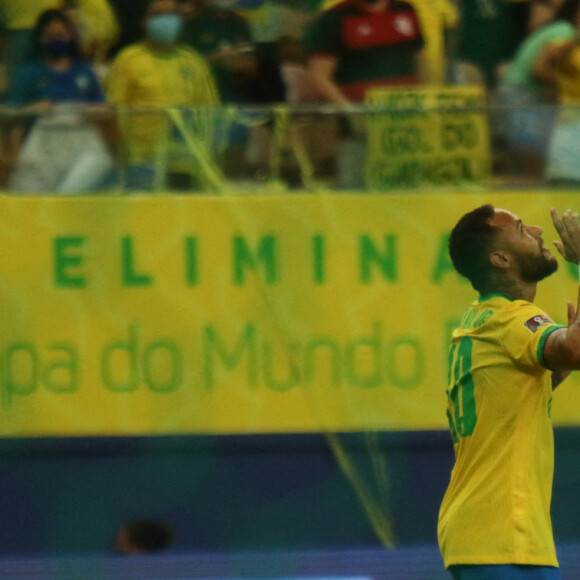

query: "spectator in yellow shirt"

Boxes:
[106, 0, 220, 191]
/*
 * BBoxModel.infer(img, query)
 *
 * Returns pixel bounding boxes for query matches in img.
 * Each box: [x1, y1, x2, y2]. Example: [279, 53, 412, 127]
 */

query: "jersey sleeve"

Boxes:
[496, 302, 564, 369]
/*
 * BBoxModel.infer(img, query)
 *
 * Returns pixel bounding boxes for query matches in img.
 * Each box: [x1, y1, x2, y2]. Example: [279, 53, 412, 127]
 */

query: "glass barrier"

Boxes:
[0, 99, 576, 194]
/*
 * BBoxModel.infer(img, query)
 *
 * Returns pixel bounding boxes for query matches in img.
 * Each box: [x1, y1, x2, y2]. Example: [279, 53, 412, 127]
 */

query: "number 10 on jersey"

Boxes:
[447, 336, 477, 443]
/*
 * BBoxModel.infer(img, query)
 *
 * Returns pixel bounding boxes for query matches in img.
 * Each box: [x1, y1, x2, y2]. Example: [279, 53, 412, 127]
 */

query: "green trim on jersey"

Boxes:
[537, 325, 565, 368]
[478, 292, 513, 302]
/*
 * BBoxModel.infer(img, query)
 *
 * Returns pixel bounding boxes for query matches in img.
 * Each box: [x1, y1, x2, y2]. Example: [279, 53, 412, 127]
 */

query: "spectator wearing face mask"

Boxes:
[6, 8, 103, 110]
[105, 0, 220, 190]
[0, 0, 63, 95]
[3, 8, 115, 193]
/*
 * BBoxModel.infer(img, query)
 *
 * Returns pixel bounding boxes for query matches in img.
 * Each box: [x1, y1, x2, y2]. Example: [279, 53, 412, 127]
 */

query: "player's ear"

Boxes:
[489, 250, 510, 270]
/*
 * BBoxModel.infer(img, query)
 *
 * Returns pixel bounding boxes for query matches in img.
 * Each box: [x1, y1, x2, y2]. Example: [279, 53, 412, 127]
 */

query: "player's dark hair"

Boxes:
[448, 204, 497, 292]
[124, 519, 174, 552]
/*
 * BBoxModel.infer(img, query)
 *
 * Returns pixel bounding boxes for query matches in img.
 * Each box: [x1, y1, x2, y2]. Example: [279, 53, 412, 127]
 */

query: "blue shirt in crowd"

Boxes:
[6, 60, 104, 106]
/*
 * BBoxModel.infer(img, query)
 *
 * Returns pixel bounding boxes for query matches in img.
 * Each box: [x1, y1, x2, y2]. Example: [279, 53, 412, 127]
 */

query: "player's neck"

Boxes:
[485, 281, 537, 303]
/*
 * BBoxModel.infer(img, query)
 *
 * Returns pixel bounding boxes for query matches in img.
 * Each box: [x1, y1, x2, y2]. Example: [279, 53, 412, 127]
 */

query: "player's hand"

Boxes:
[551, 207, 580, 263]
[569, 285, 580, 325]
[565, 286, 580, 352]
[556, 286, 580, 372]
[541, 286, 580, 371]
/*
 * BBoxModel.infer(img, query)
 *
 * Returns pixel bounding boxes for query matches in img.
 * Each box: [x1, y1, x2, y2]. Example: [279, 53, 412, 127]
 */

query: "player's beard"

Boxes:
[516, 248, 559, 283]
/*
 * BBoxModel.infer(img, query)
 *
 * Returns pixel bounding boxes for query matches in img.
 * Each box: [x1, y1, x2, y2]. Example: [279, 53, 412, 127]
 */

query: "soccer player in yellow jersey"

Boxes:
[439, 204, 580, 580]
[106, 0, 219, 190]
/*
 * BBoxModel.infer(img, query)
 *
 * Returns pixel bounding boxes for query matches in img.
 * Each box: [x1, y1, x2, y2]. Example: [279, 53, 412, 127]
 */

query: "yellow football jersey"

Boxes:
[438, 294, 564, 568]
[106, 42, 219, 165]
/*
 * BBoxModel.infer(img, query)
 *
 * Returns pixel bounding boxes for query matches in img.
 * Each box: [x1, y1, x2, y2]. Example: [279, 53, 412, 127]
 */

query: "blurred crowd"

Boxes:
[1, 0, 580, 192]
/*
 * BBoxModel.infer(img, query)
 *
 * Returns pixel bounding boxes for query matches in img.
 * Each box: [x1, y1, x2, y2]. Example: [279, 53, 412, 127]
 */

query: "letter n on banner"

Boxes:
[363, 85, 491, 190]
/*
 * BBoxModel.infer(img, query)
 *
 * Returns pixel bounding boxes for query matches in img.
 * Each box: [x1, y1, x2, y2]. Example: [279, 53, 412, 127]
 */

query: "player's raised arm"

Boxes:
[544, 210, 580, 371]
[544, 286, 580, 371]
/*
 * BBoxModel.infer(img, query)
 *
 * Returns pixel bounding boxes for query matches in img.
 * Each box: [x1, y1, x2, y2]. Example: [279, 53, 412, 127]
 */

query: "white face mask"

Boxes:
[146, 13, 183, 45]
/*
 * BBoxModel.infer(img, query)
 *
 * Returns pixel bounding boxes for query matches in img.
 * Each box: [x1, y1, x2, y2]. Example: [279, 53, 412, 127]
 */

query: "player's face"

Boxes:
[488, 209, 558, 282]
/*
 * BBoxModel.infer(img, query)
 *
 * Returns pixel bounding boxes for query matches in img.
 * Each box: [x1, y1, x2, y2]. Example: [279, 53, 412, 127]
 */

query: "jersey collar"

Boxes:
[478, 292, 513, 303]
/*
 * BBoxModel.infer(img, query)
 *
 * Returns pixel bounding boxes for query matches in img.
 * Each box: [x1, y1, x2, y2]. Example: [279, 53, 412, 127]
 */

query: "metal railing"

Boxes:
[0, 101, 575, 194]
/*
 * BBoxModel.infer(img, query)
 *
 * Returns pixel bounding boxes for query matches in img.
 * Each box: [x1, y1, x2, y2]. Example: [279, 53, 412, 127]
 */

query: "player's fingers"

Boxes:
[562, 209, 579, 231]
[553, 240, 567, 258]
[567, 288, 580, 326]
[552, 207, 566, 236]
[575, 286, 580, 323]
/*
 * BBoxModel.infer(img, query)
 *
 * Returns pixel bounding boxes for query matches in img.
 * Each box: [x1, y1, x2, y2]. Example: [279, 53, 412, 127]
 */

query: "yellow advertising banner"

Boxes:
[1, 191, 580, 437]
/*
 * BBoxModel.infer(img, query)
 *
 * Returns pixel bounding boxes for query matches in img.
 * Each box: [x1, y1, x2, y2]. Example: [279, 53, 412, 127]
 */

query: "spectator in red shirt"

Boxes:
[305, 0, 428, 105]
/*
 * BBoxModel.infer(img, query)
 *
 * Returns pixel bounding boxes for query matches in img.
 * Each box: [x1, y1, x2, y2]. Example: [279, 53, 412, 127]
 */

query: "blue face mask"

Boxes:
[146, 13, 183, 46]
[42, 39, 73, 58]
